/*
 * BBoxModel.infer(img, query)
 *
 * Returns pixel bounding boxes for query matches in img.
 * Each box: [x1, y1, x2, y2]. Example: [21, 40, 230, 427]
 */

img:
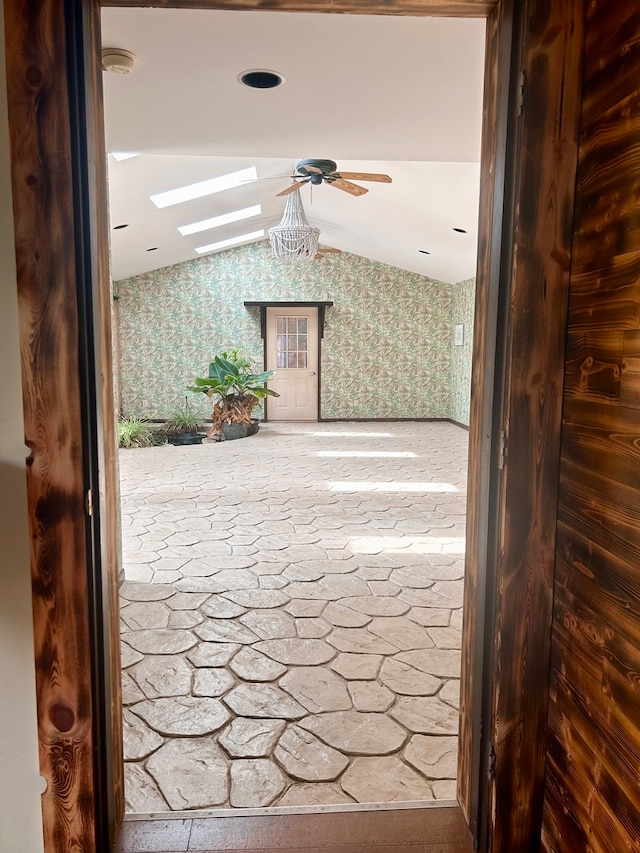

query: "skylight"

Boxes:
[110, 151, 141, 161]
[150, 167, 258, 208]
[179, 205, 262, 236]
[195, 229, 264, 255]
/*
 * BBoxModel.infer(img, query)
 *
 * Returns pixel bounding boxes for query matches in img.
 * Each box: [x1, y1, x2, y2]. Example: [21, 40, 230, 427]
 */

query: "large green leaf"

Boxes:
[190, 350, 279, 406]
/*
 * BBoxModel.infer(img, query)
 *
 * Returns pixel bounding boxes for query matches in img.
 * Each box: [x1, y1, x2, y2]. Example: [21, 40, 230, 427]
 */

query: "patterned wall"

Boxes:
[450, 277, 475, 426]
[115, 241, 475, 424]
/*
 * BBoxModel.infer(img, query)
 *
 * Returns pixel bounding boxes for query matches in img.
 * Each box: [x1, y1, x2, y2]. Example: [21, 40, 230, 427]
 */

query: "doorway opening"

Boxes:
[103, 0, 483, 829]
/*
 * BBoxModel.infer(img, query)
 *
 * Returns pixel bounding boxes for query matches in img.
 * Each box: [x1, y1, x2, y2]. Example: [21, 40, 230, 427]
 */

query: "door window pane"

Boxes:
[276, 315, 309, 369]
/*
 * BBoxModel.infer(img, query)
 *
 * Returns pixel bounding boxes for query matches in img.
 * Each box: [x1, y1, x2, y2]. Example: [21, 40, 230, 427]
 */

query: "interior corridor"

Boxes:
[119, 421, 467, 813]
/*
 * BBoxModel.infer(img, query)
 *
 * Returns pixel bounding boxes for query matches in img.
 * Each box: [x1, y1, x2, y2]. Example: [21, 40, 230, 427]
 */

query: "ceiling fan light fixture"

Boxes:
[269, 189, 320, 263]
[238, 69, 285, 89]
[276, 159, 389, 197]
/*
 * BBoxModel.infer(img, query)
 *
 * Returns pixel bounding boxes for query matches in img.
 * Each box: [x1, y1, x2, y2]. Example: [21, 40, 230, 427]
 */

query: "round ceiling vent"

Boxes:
[102, 48, 137, 75]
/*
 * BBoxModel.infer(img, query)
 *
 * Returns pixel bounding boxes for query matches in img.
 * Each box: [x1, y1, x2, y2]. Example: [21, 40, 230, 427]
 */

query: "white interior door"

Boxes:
[266, 307, 318, 421]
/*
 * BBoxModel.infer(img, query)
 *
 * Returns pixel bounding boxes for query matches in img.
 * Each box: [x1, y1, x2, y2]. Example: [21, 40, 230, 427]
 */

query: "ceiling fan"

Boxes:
[276, 159, 392, 198]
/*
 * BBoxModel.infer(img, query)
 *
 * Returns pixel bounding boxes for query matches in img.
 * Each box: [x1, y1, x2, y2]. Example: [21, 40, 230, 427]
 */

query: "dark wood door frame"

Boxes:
[4, 0, 586, 850]
[244, 300, 333, 422]
[4, 0, 123, 850]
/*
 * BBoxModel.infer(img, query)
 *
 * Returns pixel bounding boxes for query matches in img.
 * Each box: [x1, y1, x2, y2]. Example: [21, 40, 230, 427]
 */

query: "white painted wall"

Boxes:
[0, 2, 45, 849]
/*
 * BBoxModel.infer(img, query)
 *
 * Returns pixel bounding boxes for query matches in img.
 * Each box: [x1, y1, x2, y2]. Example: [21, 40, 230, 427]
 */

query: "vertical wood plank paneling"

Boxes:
[489, 1, 585, 851]
[4, 0, 97, 850]
[542, 1, 640, 850]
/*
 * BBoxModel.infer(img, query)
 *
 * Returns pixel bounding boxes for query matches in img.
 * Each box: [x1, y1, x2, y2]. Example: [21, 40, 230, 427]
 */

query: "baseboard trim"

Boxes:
[318, 417, 451, 423]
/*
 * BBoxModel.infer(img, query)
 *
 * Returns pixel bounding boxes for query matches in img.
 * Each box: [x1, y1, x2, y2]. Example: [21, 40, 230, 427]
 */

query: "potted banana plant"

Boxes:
[187, 349, 279, 440]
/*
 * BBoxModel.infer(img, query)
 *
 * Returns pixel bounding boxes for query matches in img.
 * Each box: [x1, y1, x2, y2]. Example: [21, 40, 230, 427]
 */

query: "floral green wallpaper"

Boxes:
[115, 241, 475, 424]
[450, 277, 476, 426]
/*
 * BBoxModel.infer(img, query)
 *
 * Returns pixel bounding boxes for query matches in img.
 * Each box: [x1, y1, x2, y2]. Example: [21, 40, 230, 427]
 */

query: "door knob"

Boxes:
[309, 371, 316, 376]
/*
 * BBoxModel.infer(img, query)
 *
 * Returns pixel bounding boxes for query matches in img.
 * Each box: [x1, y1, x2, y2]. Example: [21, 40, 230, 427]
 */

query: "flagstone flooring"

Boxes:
[119, 421, 467, 814]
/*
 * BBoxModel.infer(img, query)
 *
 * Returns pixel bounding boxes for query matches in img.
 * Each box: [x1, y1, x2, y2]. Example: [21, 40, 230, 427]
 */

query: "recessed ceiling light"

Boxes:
[453, 227, 468, 233]
[111, 151, 141, 162]
[195, 229, 264, 255]
[113, 223, 129, 230]
[179, 205, 262, 237]
[238, 69, 285, 89]
[150, 167, 258, 209]
[419, 249, 431, 254]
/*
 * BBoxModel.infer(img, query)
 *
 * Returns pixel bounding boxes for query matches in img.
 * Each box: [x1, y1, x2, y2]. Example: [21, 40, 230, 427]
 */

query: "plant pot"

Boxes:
[167, 432, 205, 446]
[222, 420, 260, 441]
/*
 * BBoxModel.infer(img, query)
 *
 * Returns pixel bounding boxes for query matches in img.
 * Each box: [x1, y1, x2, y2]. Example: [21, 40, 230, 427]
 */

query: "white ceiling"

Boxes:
[101, 8, 485, 283]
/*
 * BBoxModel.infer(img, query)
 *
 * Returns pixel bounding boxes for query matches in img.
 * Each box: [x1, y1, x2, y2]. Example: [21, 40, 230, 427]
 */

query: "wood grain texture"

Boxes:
[117, 808, 473, 853]
[101, 0, 495, 17]
[457, 0, 504, 832]
[4, 0, 97, 850]
[488, 1, 586, 851]
[542, 1, 640, 851]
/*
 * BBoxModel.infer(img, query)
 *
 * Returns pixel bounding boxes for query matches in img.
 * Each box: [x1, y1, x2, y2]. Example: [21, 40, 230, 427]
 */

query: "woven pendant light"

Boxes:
[269, 189, 320, 262]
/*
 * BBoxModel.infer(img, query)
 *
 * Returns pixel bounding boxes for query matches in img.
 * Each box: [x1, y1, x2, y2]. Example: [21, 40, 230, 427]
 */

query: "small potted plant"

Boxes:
[117, 416, 153, 448]
[187, 348, 279, 440]
[163, 398, 206, 445]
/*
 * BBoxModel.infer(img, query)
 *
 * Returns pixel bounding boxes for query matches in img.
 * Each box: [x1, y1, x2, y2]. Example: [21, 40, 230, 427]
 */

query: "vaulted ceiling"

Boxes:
[101, 7, 485, 283]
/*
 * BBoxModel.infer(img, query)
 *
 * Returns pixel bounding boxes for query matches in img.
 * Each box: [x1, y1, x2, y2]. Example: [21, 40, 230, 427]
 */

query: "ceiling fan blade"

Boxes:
[276, 179, 310, 197]
[335, 171, 392, 183]
[239, 174, 296, 183]
[328, 177, 369, 196]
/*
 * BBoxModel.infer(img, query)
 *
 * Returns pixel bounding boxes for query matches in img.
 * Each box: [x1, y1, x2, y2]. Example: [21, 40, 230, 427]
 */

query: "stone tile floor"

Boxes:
[119, 421, 467, 814]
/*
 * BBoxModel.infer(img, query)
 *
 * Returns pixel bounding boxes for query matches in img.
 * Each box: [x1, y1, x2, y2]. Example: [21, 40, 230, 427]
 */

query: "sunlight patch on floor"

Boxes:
[309, 431, 395, 438]
[317, 451, 417, 459]
[349, 535, 466, 555]
[328, 481, 458, 493]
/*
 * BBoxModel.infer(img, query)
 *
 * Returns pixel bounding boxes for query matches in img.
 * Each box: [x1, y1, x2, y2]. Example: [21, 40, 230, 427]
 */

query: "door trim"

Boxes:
[244, 300, 333, 340]
[6, 0, 586, 850]
[245, 300, 333, 422]
[5, 0, 123, 849]
[265, 306, 320, 422]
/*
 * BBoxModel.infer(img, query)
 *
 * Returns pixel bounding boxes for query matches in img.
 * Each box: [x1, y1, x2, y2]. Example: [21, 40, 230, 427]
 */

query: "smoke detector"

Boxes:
[102, 48, 137, 75]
